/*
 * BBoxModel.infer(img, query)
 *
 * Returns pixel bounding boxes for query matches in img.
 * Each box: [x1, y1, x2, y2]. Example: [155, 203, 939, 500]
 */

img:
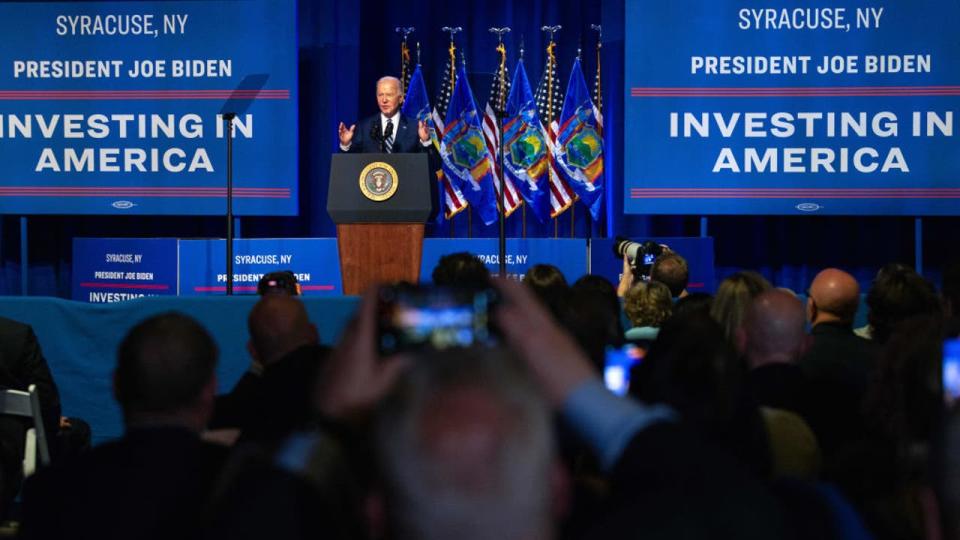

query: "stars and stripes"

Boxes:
[432, 46, 469, 219]
[593, 41, 603, 132]
[400, 41, 413, 95]
[481, 45, 522, 217]
[535, 43, 576, 218]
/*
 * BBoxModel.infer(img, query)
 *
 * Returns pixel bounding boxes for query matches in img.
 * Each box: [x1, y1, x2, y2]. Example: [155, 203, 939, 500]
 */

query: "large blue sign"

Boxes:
[590, 237, 716, 294]
[178, 239, 342, 296]
[625, 1, 960, 215]
[72, 237, 178, 302]
[0, 1, 296, 215]
[421, 239, 588, 283]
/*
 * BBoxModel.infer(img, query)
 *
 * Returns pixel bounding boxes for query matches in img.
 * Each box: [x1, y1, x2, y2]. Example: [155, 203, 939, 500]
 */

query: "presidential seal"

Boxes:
[358, 162, 399, 201]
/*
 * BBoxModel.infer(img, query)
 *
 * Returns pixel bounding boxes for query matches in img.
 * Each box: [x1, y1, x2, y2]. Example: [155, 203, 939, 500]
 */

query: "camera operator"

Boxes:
[651, 253, 690, 299]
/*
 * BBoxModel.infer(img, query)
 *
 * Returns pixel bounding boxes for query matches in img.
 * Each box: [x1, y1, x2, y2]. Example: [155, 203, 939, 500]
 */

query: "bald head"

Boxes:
[248, 295, 317, 366]
[739, 289, 808, 368]
[808, 268, 860, 325]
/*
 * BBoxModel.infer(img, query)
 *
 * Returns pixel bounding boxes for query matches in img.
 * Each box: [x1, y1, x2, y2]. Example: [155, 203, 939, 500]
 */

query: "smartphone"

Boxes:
[604, 342, 644, 396]
[377, 285, 497, 355]
[944, 338, 960, 403]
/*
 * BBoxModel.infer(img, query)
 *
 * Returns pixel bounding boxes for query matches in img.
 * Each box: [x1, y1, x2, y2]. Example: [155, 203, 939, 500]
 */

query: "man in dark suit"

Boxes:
[738, 289, 813, 418]
[20, 313, 228, 540]
[210, 295, 329, 444]
[0, 316, 71, 509]
[338, 76, 431, 153]
[800, 268, 880, 465]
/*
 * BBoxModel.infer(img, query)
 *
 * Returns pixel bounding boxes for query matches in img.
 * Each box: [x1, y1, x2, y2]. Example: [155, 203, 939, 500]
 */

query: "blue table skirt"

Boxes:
[0, 296, 360, 443]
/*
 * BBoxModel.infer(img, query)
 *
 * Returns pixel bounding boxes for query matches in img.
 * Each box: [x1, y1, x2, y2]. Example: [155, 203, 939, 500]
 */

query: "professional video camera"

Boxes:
[613, 237, 665, 281]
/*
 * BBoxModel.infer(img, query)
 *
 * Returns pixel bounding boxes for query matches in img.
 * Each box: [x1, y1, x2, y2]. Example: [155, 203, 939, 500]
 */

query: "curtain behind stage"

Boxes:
[0, 0, 950, 297]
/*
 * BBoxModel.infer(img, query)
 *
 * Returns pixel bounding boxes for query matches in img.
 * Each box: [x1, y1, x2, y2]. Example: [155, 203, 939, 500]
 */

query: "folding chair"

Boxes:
[0, 385, 49, 478]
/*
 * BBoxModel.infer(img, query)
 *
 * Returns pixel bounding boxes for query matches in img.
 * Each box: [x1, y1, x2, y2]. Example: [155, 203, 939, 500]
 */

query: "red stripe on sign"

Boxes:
[0, 89, 290, 101]
[629, 86, 960, 98]
[193, 286, 259, 292]
[80, 282, 170, 290]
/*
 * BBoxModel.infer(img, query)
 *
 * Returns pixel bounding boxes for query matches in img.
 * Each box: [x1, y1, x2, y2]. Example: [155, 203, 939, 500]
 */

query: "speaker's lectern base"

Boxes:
[336, 223, 424, 295]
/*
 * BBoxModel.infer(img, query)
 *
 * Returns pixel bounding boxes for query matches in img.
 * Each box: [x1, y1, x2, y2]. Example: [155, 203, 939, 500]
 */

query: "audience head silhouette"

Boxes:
[376, 347, 555, 540]
[114, 312, 218, 430]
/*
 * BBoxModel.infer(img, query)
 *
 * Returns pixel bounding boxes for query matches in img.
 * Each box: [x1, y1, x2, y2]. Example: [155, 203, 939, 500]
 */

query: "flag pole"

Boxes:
[542, 26, 561, 239]
[518, 38, 528, 240]
[591, 23, 605, 237]
[396, 27, 414, 94]
[490, 26, 511, 277]
[441, 26, 462, 237]
[571, 43, 582, 240]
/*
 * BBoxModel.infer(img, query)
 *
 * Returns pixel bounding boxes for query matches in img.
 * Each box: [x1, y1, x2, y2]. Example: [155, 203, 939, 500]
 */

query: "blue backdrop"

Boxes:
[0, 0, 952, 298]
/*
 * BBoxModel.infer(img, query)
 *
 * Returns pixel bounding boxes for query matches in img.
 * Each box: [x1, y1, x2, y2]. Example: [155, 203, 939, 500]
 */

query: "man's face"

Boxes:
[377, 79, 402, 117]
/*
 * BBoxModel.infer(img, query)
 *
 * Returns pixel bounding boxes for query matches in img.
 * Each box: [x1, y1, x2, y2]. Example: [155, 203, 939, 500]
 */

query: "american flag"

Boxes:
[535, 43, 576, 217]
[432, 47, 469, 218]
[400, 41, 412, 95]
[482, 46, 522, 217]
[593, 42, 603, 132]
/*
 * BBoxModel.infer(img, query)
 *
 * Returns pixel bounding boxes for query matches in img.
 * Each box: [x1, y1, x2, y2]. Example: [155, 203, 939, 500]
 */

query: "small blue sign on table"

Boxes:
[72, 238, 179, 302]
[178, 238, 342, 295]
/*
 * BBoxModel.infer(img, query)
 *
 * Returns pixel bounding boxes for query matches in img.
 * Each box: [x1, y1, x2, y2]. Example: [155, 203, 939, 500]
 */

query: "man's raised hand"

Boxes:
[338, 121, 356, 146]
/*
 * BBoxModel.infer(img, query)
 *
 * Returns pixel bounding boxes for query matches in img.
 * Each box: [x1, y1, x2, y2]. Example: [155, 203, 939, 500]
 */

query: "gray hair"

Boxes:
[375, 347, 555, 540]
[377, 76, 402, 90]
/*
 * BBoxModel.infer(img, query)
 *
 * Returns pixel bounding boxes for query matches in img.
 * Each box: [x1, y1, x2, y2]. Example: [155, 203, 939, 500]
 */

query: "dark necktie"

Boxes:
[383, 119, 394, 153]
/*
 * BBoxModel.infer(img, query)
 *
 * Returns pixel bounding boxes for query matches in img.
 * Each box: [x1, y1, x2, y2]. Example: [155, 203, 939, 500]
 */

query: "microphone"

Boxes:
[370, 120, 382, 151]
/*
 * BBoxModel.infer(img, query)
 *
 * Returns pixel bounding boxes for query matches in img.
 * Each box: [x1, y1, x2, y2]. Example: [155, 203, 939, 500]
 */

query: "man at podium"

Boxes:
[338, 76, 431, 154]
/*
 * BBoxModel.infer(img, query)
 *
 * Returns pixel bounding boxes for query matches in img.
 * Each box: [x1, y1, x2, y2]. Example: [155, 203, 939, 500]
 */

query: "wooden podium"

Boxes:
[327, 153, 433, 295]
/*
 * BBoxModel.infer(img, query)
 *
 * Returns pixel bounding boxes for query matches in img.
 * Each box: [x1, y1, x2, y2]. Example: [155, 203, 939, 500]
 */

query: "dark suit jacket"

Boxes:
[798, 321, 881, 457]
[343, 114, 427, 154]
[0, 317, 62, 505]
[20, 426, 228, 540]
[0, 317, 61, 435]
[210, 344, 329, 445]
[586, 422, 788, 540]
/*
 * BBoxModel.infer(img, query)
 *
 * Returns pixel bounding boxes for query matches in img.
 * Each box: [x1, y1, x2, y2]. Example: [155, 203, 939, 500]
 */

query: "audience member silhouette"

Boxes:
[863, 263, 940, 344]
[850, 314, 946, 540]
[710, 271, 772, 343]
[211, 295, 329, 445]
[671, 291, 713, 320]
[524, 264, 571, 321]
[650, 252, 689, 298]
[376, 348, 557, 540]
[431, 252, 491, 289]
[737, 290, 820, 479]
[0, 316, 80, 509]
[623, 280, 672, 342]
[800, 268, 881, 465]
[941, 259, 960, 337]
[630, 311, 772, 478]
[21, 312, 227, 540]
[566, 275, 624, 373]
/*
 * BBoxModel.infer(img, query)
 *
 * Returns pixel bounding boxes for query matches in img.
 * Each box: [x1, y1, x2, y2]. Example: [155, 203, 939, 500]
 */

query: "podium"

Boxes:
[327, 153, 433, 295]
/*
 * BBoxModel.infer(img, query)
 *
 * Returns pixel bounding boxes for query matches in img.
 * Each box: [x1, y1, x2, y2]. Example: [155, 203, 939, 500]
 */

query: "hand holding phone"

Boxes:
[377, 285, 497, 356]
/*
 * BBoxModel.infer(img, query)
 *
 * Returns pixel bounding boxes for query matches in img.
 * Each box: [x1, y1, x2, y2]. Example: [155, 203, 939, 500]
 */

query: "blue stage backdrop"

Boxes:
[0, 0, 297, 215]
[625, 0, 960, 215]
